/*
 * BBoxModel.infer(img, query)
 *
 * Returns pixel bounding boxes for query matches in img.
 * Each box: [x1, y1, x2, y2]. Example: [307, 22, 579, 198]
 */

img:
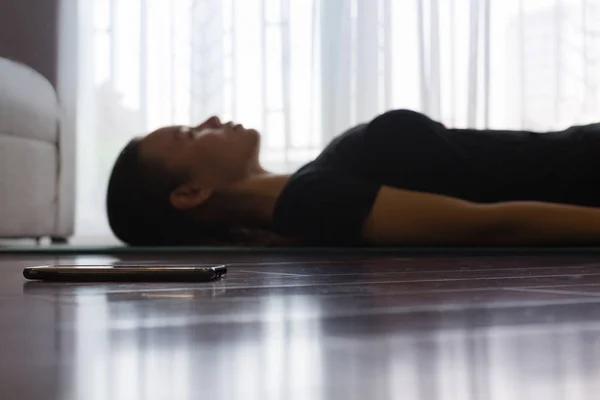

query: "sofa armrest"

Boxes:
[0, 57, 75, 238]
[0, 58, 59, 142]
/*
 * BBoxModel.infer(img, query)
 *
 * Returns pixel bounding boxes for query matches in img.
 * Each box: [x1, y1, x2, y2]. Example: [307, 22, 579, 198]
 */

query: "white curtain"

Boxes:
[75, 0, 600, 240]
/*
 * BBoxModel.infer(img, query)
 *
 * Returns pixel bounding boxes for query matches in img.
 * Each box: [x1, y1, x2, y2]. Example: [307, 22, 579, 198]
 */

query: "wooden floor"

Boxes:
[2, 252, 600, 399]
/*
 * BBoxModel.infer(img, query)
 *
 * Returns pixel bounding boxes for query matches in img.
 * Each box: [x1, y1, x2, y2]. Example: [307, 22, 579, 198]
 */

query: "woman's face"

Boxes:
[140, 116, 262, 188]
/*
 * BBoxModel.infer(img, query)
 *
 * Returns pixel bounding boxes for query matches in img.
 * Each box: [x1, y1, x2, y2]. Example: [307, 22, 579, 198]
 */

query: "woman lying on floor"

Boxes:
[106, 109, 600, 246]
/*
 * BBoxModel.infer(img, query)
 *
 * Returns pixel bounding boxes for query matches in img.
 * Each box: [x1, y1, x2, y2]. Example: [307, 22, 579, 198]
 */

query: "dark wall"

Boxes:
[0, 0, 58, 86]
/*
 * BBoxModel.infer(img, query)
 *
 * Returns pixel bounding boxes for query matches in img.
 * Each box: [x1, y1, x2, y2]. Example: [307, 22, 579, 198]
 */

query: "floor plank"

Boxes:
[2, 253, 600, 399]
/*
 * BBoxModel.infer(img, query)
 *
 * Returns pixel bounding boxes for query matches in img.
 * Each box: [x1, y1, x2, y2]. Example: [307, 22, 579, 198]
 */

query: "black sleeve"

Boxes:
[272, 169, 381, 245]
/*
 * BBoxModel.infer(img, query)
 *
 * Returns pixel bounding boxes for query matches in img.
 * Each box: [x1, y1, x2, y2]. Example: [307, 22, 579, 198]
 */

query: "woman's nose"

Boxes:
[197, 116, 222, 130]
[209, 116, 222, 127]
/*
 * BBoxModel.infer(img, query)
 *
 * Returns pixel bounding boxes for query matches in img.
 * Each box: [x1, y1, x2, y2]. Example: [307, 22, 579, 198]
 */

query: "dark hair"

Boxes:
[106, 138, 235, 246]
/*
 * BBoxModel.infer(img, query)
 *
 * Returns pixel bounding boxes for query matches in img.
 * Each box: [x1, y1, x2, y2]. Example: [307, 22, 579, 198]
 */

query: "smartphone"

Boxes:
[23, 264, 227, 282]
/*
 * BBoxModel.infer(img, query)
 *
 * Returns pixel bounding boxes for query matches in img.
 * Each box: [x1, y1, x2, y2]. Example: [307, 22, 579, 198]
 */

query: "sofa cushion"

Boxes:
[0, 134, 57, 237]
[0, 58, 59, 143]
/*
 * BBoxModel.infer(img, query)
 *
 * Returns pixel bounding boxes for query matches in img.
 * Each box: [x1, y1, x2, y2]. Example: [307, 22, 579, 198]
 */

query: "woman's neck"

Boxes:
[191, 172, 291, 228]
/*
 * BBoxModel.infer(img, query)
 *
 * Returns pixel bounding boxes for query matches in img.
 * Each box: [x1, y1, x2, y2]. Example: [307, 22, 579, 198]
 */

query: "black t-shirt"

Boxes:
[272, 109, 600, 245]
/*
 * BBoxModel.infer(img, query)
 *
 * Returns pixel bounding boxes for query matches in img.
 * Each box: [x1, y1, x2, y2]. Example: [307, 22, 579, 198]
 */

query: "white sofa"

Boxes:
[0, 57, 74, 242]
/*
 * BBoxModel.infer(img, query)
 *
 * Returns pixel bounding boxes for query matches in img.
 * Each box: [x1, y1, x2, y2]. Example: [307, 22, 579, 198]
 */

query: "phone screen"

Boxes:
[23, 264, 227, 282]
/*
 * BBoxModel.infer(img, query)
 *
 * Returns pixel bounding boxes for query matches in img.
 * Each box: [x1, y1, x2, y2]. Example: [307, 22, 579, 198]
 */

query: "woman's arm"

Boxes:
[362, 186, 600, 246]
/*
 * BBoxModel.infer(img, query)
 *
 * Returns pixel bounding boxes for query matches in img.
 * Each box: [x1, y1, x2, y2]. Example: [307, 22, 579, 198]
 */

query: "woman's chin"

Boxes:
[246, 128, 260, 138]
[246, 128, 261, 145]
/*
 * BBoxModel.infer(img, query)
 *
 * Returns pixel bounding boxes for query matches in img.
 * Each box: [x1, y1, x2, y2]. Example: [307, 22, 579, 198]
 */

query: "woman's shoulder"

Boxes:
[271, 163, 381, 245]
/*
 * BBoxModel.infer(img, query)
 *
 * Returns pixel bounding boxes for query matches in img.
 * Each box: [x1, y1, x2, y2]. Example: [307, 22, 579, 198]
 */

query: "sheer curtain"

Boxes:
[75, 0, 600, 240]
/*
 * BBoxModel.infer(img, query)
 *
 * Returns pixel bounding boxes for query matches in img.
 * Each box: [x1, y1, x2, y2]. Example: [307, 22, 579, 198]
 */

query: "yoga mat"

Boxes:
[3, 245, 600, 256]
